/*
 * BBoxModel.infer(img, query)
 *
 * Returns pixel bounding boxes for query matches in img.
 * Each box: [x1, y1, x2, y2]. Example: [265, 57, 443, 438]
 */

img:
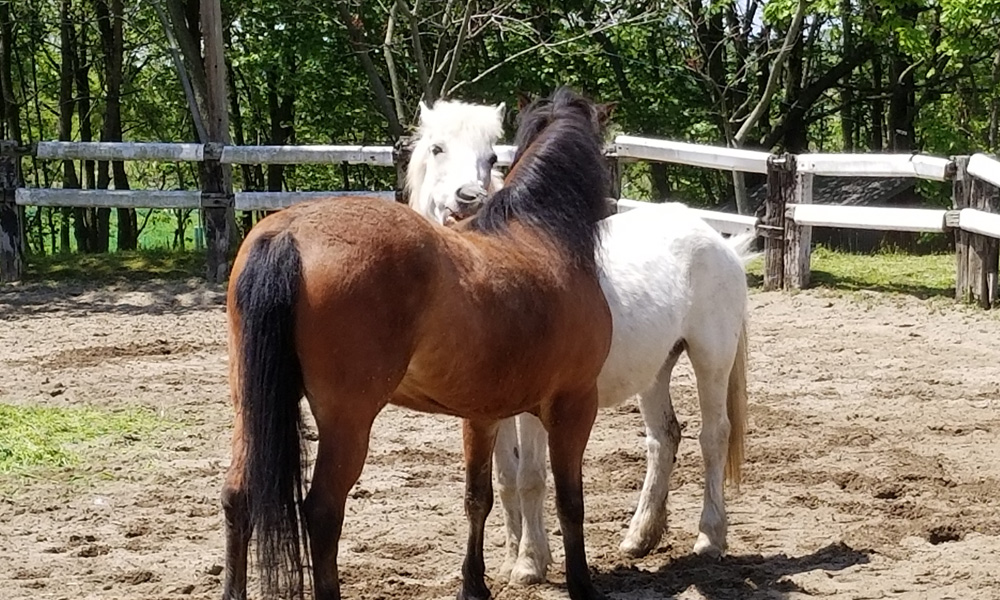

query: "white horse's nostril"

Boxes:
[456, 183, 487, 205]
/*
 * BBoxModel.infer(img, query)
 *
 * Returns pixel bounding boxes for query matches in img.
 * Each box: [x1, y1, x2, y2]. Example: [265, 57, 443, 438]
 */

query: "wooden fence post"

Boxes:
[200, 0, 233, 283]
[394, 135, 413, 205]
[606, 144, 622, 199]
[762, 153, 795, 290]
[784, 171, 814, 289]
[200, 142, 232, 282]
[953, 155, 1000, 308]
[0, 141, 23, 282]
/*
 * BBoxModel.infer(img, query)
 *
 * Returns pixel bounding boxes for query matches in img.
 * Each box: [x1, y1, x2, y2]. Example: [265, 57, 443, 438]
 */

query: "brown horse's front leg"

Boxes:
[458, 418, 499, 600]
[546, 391, 606, 600]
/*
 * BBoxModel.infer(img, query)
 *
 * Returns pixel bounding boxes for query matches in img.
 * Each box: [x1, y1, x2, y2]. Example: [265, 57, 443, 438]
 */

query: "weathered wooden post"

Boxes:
[0, 140, 22, 282]
[784, 170, 814, 289]
[953, 155, 1000, 308]
[394, 135, 413, 205]
[200, 0, 233, 283]
[762, 153, 795, 290]
[605, 142, 622, 200]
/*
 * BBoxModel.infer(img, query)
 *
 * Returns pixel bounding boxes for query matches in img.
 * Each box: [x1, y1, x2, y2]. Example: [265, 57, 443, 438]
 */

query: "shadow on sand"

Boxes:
[588, 542, 871, 599]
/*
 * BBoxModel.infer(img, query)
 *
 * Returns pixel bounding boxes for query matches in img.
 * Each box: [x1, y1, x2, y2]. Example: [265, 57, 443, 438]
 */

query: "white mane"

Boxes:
[406, 99, 505, 224]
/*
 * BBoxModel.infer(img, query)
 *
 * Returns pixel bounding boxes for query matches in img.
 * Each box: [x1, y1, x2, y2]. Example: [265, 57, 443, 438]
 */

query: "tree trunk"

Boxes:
[838, 0, 855, 151]
[265, 66, 294, 193]
[59, 0, 87, 253]
[650, 163, 670, 201]
[870, 54, 884, 151]
[96, 0, 135, 250]
[782, 28, 807, 153]
[887, 4, 917, 154]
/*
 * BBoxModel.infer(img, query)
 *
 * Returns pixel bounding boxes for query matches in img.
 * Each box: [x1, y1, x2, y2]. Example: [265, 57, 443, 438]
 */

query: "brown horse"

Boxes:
[221, 88, 615, 600]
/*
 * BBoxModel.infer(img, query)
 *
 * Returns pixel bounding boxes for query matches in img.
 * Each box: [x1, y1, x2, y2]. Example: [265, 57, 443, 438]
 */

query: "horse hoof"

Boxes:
[456, 586, 491, 600]
[498, 558, 515, 581]
[619, 534, 657, 558]
[693, 533, 725, 558]
[509, 558, 547, 586]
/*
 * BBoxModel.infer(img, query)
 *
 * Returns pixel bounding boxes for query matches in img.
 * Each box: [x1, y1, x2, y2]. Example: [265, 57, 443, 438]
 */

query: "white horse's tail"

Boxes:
[725, 232, 761, 267]
[725, 318, 749, 489]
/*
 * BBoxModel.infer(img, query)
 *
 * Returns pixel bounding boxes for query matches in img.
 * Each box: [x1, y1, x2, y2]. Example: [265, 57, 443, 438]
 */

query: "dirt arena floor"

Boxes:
[2, 278, 999, 600]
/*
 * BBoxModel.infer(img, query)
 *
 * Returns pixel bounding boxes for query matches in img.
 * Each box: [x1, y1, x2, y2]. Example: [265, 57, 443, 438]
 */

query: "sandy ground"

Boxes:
[1, 278, 999, 600]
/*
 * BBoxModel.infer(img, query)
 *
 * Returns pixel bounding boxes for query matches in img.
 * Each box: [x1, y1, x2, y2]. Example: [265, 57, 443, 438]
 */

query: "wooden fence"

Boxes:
[2, 137, 999, 308]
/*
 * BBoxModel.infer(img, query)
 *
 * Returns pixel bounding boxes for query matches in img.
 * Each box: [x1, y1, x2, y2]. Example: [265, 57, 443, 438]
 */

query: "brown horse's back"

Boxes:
[231, 195, 611, 421]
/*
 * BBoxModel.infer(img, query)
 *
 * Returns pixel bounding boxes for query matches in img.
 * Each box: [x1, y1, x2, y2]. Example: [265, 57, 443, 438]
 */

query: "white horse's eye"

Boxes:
[431, 144, 444, 156]
[488, 153, 498, 165]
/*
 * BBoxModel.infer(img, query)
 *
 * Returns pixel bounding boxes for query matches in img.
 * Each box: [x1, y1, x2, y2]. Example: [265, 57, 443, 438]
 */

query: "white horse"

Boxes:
[407, 99, 753, 585]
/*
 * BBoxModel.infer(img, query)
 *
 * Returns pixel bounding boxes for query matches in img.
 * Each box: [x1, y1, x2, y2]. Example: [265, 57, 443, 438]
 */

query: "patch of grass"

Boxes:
[0, 404, 167, 474]
[746, 246, 955, 299]
[25, 248, 206, 283]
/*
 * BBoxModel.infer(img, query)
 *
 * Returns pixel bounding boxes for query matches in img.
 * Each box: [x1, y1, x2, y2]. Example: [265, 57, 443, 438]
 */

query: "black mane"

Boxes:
[469, 87, 610, 266]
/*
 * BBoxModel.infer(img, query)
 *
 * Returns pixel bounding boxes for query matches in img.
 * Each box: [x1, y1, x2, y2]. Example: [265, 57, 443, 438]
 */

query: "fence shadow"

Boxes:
[808, 269, 953, 300]
[585, 542, 871, 600]
[746, 270, 954, 300]
[0, 278, 226, 320]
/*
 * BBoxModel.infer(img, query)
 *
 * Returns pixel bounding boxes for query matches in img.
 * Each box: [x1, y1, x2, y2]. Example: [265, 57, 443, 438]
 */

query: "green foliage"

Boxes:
[3, 0, 999, 260]
[27, 248, 205, 282]
[0, 404, 167, 473]
[746, 246, 955, 298]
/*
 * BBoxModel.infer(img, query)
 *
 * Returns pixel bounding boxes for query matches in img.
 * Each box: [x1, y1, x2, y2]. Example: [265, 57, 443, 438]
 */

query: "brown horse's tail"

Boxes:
[725, 319, 749, 490]
[233, 232, 308, 599]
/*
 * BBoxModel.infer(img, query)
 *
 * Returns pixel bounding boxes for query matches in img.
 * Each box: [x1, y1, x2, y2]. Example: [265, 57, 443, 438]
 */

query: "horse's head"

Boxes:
[406, 99, 505, 226]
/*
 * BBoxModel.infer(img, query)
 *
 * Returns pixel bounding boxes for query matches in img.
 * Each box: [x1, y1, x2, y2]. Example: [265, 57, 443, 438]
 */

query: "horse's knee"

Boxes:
[517, 461, 546, 498]
[221, 483, 248, 524]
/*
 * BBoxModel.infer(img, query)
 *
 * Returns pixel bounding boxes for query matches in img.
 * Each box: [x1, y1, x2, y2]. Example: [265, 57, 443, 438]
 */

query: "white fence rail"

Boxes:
[786, 204, 949, 233]
[5, 137, 1000, 308]
[796, 153, 953, 181]
[968, 153, 1000, 189]
[34, 141, 204, 162]
[15, 188, 202, 209]
[613, 135, 770, 174]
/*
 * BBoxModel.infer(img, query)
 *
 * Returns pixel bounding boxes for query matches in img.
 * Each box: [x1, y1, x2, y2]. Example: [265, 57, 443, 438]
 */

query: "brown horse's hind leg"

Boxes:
[221, 419, 251, 600]
[303, 404, 381, 600]
[544, 390, 606, 600]
[458, 419, 499, 600]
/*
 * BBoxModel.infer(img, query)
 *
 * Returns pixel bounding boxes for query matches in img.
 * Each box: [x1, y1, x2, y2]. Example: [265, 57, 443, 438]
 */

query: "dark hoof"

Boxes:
[456, 589, 491, 600]
[568, 584, 607, 600]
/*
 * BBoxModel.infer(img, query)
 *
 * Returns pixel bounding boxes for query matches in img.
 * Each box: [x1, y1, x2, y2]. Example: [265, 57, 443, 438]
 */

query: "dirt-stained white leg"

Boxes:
[493, 416, 522, 579]
[509, 413, 552, 585]
[620, 354, 682, 557]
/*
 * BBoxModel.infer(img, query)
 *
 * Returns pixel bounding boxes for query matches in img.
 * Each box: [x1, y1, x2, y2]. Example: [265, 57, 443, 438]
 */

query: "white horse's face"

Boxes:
[407, 100, 505, 225]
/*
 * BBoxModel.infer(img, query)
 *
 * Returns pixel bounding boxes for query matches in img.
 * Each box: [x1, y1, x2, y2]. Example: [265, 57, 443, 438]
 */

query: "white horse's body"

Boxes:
[408, 100, 753, 585]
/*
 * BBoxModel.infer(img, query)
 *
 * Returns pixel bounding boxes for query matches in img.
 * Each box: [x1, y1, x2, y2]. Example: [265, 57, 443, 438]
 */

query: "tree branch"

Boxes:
[733, 0, 807, 144]
[395, 0, 432, 101]
[382, 4, 406, 123]
[337, 3, 403, 138]
[441, 0, 475, 96]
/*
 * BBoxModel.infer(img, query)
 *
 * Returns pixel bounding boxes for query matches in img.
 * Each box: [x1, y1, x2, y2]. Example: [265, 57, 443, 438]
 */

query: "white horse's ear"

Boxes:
[418, 101, 432, 123]
[494, 102, 506, 120]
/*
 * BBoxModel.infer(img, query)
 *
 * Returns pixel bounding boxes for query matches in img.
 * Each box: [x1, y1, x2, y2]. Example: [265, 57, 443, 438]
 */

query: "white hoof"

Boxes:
[619, 532, 660, 558]
[499, 556, 515, 581]
[693, 533, 725, 558]
[508, 556, 549, 586]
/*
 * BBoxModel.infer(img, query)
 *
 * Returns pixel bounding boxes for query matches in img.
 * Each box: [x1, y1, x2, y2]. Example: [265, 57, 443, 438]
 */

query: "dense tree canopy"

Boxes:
[0, 0, 998, 253]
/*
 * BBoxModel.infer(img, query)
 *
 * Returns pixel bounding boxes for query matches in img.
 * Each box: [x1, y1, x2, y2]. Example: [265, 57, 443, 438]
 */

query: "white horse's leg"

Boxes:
[509, 412, 552, 585]
[620, 352, 682, 558]
[493, 416, 522, 579]
[687, 340, 735, 558]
